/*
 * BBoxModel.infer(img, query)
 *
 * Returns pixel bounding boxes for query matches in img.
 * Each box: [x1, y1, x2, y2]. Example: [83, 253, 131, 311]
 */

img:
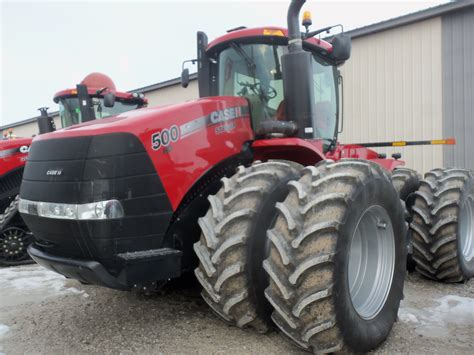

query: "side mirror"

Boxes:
[330, 33, 352, 62]
[103, 92, 116, 107]
[181, 68, 190, 88]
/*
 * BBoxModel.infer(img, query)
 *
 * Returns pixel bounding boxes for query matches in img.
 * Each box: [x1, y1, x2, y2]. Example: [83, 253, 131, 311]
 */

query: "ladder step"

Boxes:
[117, 248, 181, 262]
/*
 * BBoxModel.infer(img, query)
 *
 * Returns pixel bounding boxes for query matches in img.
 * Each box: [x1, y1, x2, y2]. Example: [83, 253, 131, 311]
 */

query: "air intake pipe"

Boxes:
[281, 0, 316, 139]
[36, 107, 56, 134]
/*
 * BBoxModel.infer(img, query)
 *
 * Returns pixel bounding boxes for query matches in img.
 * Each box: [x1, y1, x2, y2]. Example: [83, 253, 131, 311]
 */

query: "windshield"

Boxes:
[218, 44, 285, 127]
[217, 43, 338, 142]
[59, 97, 140, 128]
[59, 98, 81, 128]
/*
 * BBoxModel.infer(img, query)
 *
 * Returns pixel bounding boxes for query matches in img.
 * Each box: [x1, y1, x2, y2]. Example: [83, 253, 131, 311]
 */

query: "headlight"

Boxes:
[19, 199, 124, 220]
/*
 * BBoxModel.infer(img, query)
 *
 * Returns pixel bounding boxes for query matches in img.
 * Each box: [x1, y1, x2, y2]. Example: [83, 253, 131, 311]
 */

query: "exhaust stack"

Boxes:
[287, 0, 305, 52]
[281, 0, 316, 139]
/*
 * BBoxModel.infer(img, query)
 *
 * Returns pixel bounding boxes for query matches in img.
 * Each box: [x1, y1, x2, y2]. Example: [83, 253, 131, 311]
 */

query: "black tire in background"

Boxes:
[392, 167, 422, 201]
[194, 160, 302, 332]
[264, 160, 406, 353]
[0, 195, 33, 266]
[391, 167, 422, 272]
[410, 168, 474, 282]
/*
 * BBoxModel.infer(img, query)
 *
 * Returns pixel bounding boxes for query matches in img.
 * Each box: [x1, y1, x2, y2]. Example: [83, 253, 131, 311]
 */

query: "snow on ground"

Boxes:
[399, 294, 474, 338]
[0, 324, 9, 355]
[0, 264, 83, 295]
[0, 325, 9, 338]
[0, 264, 87, 307]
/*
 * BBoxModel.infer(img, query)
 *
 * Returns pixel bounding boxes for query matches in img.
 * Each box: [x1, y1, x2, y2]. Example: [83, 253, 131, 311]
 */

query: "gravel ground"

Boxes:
[0, 265, 473, 354]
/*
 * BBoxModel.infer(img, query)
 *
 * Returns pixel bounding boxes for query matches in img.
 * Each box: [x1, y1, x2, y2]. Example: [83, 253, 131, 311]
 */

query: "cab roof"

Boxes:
[207, 26, 333, 54]
[53, 72, 148, 103]
[53, 88, 137, 102]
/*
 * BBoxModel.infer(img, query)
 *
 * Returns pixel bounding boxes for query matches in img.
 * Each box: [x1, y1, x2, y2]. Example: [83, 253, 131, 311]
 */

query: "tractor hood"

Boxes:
[0, 137, 32, 152]
[0, 138, 32, 176]
[33, 97, 248, 142]
[25, 96, 254, 210]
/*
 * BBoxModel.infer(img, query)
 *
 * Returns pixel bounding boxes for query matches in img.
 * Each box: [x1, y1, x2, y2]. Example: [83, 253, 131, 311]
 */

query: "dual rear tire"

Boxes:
[193, 160, 302, 332]
[195, 159, 407, 353]
[391, 167, 421, 271]
[410, 168, 474, 282]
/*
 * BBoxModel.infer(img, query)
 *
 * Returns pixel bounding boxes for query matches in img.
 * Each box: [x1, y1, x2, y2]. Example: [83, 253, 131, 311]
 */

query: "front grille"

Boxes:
[20, 133, 174, 263]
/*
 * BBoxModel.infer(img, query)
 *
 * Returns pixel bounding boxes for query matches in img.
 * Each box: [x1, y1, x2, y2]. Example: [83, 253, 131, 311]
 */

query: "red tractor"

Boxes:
[18, 1, 473, 352]
[0, 73, 146, 265]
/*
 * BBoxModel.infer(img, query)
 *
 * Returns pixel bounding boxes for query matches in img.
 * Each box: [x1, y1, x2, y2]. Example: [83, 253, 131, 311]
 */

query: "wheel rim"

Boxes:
[348, 205, 395, 320]
[0, 227, 30, 263]
[459, 196, 474, 262]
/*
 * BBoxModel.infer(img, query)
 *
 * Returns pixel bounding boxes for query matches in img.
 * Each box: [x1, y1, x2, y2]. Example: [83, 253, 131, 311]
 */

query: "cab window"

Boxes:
[218, 43, 286, 128]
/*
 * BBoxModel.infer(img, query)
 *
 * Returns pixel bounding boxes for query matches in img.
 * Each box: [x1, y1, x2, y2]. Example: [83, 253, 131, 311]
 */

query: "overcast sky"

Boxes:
[1, 0, 448, 127]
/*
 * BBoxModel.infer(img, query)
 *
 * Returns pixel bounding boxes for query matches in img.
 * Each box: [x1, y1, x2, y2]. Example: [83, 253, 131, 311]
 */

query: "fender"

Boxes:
[164, 152, 253, 272]
[252, 139, 404, 172]
[252, 138, 326, 166]
[326, 143, 405, 172]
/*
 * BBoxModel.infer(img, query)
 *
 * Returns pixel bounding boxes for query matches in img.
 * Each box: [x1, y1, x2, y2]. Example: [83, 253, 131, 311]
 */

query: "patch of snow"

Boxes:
[399, 294, 474, 338]
[0, 324, 9, 338]
[0, 264, 84, 297]
[429, 295, 474, 326]
[398, 308, 418, 323]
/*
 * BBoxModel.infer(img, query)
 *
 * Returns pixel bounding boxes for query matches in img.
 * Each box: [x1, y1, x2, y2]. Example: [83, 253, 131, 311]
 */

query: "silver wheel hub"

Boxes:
[348, 205, 395, 320]
[1, 227, 27, 257]
[459, 196, 474, 262]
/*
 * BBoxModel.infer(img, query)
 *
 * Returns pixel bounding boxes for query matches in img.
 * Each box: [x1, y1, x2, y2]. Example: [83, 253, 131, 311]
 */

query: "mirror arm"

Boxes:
[182, 59, 198, 71]
[304, 24, 344, 39]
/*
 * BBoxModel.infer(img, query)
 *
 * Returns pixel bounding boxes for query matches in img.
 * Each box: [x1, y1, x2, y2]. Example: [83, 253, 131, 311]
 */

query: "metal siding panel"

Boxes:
[442, 9, 474, 170]
[340, 17, 443, 173]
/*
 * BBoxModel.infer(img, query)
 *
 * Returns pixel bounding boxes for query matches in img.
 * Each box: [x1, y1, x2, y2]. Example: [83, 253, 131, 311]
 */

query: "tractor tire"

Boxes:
[0, 195, 33, 266]
[410, 168, 474, 282]
[264, 159, 406, 353]
[391, 167, 421, 201]
[391, 167, 421, 272]
[194, 160, 302, 332]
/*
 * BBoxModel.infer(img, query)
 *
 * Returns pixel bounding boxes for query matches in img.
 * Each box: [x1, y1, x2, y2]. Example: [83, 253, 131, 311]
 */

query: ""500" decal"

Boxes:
[151, 125, 180, 151]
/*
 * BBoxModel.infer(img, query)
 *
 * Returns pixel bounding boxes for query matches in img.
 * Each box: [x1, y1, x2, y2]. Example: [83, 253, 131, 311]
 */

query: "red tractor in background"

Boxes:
[0, 73, 146, 265]
[18, 0, 473, 353]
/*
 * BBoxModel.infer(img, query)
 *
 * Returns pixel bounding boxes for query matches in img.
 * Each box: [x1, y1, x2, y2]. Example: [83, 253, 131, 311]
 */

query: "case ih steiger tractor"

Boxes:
[18, 0, 473, 352]
[0, 72, 146, 266]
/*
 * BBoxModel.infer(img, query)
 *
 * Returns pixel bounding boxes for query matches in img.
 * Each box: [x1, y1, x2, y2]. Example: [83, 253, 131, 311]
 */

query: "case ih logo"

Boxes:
[19, 145, 30, 154]
[151, 106, 249, 151]
[46, 169, 63, 176]
[209, 107, 243, 124]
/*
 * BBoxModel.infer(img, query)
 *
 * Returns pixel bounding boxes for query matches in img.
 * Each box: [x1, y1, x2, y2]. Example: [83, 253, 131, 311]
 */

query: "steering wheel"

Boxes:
[237, 81, 277, 100]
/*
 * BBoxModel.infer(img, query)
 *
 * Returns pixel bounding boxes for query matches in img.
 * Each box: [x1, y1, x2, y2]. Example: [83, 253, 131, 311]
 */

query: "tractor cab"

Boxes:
[186, 11, 350, 151]
[54, 72, 147, 128]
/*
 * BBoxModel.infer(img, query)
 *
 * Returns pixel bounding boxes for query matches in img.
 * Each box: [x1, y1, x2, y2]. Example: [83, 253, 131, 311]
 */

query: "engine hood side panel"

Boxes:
[32, 97, 254, 210]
